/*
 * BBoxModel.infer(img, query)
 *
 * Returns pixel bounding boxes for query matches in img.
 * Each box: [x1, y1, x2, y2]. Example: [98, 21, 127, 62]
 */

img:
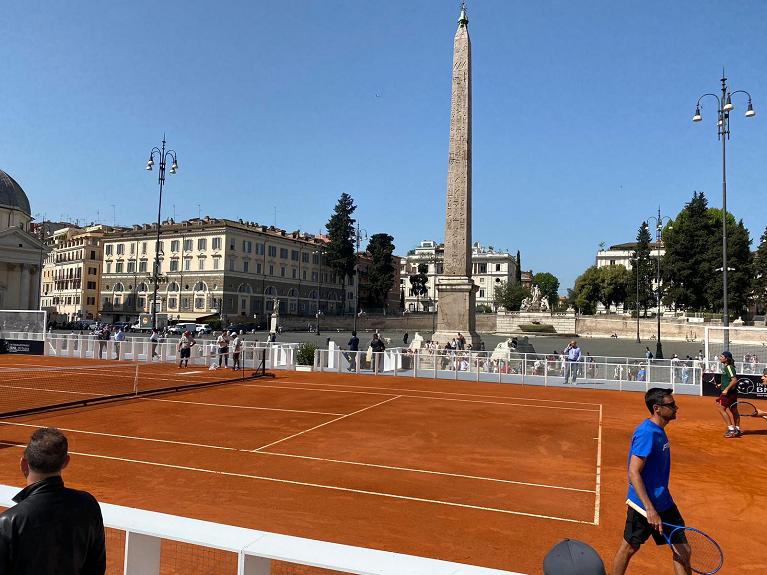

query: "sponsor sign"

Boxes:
[0, 339, 45, 355]
[702, 373, 767, 400]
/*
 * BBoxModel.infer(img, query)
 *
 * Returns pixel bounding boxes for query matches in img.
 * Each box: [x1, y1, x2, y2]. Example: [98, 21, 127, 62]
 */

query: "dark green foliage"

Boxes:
[515, 250, 522, 282]
[599, 264, 631, 310]
[325, 193, 357, 311]
[399, 288, 405, 310]
[532, 272, 560, 309]
[753, 227, 767, 313]
[519, 323, 556, 333]
[365, 233, 396, 308]
[296, 342, 317, 365]
[495, 281, 529, 311]
[633, 222, 655, 316]
[568, 266, 601, 314]
[409, 263, 429, 310]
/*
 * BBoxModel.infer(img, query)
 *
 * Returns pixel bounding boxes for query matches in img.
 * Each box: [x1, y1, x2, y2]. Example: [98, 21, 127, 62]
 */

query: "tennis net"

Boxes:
[0, 351, 272, 418]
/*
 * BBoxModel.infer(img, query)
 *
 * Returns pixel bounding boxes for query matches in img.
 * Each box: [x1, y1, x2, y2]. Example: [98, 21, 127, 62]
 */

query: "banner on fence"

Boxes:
[702, 373, 767, 400]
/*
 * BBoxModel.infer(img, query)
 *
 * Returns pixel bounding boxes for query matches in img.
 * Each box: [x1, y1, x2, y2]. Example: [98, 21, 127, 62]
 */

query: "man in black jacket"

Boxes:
[0, 427, 106, 575]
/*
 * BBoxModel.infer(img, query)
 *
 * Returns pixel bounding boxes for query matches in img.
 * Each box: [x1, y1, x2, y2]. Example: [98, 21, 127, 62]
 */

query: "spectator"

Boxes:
[150, 328, 160, 359]
[97, 327, 110, 360]
[370, 333, 386, 372]
[113, 328, 125, 360]
[0, 428, 106, 575]
[544, 539, 605, 575]
[230, 332, 242, 370]
[347, 331, 360, 372]
[216, 331, 230, 368]
[403, 332, 409, 346]
[177, 330, 196, 368]
[645, 347, 654, 361]
[563, 340, 581, 384]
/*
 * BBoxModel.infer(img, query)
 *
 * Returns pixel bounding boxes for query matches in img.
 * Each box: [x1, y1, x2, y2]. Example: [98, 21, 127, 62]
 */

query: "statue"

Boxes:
[530, 284, 541, 306]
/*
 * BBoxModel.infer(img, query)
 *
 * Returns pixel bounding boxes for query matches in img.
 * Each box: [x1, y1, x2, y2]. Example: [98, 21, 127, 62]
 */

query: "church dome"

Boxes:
[0, 168, 31, 216]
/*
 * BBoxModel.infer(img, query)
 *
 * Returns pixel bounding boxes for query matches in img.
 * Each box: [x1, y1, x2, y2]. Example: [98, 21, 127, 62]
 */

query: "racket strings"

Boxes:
[669, 528, 723, 574]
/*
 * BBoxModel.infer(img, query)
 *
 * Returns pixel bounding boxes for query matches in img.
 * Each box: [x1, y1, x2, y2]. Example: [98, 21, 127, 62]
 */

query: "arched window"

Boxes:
[137, 282, 149, 293]
[238, 284, 253, 294]
[113, 283, 124, 292]
[264, 286, 277, 296]
[167, 282, 180, 292]
[193, 281, 208, 292]
[287, 288, 298, 298]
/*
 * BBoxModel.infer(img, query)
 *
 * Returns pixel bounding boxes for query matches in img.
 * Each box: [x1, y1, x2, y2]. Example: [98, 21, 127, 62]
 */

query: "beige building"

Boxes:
[0, 169, 47, 310]
[401, 240, 518, 312]
[596, 241, 664, 270]
[40, 224, 111, 323]
[98, 217, 349, 325]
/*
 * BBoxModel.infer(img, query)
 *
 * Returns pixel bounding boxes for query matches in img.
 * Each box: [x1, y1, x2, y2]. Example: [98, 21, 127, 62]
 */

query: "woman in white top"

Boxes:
[216, 332, 230, 368]
[230, 332, 242, 370]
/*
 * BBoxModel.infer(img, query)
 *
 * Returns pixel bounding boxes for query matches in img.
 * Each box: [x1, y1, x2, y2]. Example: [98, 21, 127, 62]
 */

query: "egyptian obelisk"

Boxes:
[433, 3, 480, 348]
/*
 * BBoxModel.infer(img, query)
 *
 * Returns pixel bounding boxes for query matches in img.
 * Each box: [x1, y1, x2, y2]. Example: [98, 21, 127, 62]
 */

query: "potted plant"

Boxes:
[295, 342, 317, 371]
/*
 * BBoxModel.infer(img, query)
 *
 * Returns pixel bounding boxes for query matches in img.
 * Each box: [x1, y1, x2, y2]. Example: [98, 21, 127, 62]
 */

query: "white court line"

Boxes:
[594, 403, 603, 525]
[235, 382, 598, 413]
[0, 383, 101, 397]
[0, 441, 594, 524]
[141, 397, 344, 416]
[268, 378, 600, 406]
[251, 396, 402, 452]
[0, 420, 593, 494]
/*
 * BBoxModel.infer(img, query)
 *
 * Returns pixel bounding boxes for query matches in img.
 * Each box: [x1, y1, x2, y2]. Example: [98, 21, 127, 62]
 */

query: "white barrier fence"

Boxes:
[315, 348, 705, 395]
[0, 484, 524, 575]
[43, 334, 298, 371]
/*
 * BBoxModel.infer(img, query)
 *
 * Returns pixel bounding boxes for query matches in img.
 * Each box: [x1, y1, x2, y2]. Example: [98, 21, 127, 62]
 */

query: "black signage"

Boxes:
[702, 373, 767, 401]
[0, 339, 45, 355]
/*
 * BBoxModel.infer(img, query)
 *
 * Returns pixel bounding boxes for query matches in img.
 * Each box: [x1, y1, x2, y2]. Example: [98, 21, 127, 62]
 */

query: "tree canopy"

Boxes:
[365, 233, 396, 308]
[325, 193, 357, 311]
[495, 280, 529, 312]
[532, 272, 560, 309]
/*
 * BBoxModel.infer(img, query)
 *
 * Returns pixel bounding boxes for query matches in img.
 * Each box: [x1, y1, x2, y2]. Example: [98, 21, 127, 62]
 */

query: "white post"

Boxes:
[240, 555, 272, 575]
[124, 531, 161, 575]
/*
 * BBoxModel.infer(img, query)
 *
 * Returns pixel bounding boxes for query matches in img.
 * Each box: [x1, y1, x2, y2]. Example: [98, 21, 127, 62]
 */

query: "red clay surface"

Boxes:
[0, 354, 764, 574]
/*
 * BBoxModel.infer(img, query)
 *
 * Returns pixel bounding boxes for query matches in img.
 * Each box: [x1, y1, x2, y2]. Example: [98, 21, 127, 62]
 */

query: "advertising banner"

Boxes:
[702, 373, 767, 401]
[0, 339, 45, 355]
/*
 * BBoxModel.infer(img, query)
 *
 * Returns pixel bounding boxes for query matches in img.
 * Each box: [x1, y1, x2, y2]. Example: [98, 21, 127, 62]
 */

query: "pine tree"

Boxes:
[753, 227, 767, 313]
[633, 222, 654, 316]
[515, 251, 522, 283]
[325, 193, 357, 314]
[366, 234, 396, 308]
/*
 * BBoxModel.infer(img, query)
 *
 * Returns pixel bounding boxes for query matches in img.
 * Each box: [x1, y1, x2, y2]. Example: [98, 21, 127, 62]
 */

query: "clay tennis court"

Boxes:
[0, 354, 764, 574]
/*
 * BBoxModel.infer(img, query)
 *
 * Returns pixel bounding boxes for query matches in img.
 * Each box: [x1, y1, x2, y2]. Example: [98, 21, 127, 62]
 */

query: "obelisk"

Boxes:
[433, 3, 480, 348]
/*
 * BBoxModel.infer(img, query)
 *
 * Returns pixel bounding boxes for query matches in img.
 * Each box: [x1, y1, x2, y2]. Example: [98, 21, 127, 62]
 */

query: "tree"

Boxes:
[515, 250, 522, 283]
[399, 288, 406, 311]
[702, 209, 752, 317]
[568, 266, 602, 314]
[753, 226, 767, 313]
[633, 222, 654, 316]
[532, 272, 560, 309]
[599, 265, 631, 311]
[365, 233, 396, 308]
[495, 280, 529, 311]
[325, 193, 357, 314]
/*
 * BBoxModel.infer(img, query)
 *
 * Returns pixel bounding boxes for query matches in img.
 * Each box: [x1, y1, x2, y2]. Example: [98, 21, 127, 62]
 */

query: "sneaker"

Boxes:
[724, 430, 739, 438]
[734, 429, 743, 437]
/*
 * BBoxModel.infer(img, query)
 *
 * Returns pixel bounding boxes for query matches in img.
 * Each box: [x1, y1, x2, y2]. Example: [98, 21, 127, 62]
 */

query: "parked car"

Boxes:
[195, 324, 212, 335]
[167, 322, 198, 336]
[226, 321, 266, 334]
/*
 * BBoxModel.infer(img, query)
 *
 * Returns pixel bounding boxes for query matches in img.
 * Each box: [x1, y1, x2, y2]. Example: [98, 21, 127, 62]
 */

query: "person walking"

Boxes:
[612, 388, 690, 575]
[369, 333, 386, 372]
[97, 326, 110, 360]
[347, 331, 360, 372]
[113, 328, 125, 360]
[563, 340, 581, 384]
[216, 331, 230, 368]
[0, 427, 106, 575]
[150, 328, 160, 359]
[177, 330, 195, 368]
[403, 332, 409, 346]
[230, 332, 242, 370]
[715, 350, 741, 438]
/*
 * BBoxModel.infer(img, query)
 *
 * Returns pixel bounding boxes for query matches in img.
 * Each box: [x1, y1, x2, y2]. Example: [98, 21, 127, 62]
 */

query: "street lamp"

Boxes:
[352, 222, 368, 334]
[145, 136, 178, 331]
[313, 248, 324, 335]
[693, 73, 755, 351]
[631, 256, 640, 343]
[646, 209, 672, 359]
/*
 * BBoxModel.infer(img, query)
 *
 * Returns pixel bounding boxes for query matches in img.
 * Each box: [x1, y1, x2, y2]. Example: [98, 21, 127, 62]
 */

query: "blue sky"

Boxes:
[2, 1, 766, 292]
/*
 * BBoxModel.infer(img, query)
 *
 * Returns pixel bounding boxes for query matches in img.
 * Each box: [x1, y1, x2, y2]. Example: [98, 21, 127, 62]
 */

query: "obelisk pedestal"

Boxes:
[432, 4, 481, 349]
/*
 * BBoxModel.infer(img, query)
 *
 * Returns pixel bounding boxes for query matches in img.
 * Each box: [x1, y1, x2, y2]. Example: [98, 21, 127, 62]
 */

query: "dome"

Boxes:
[0, 169, 31, 216]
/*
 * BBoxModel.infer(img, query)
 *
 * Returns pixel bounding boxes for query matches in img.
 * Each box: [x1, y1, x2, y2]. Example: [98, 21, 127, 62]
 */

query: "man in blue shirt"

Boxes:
[613, 388, 690, 575]
[563, 340, 581, 384]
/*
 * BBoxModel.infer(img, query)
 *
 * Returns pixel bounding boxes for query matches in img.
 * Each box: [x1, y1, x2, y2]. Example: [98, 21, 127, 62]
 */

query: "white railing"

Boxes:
[0, 484, 524, 575]
[42, 334, 298, 371]
[314, 348, 705, 395]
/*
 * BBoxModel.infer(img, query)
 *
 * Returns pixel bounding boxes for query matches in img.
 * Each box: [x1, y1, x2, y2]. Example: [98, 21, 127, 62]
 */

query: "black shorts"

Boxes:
[180, 348, 191, 359]
[623, 504, 685, 547]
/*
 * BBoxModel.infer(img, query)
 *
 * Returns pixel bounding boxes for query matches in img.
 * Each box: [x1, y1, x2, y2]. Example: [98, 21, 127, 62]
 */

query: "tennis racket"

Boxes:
[626, 500, 723, 574]
[731, 401, 758, 416]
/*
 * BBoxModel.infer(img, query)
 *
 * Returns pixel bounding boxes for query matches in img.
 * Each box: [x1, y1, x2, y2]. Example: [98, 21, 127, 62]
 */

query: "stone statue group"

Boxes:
[520, 284, 549, 312]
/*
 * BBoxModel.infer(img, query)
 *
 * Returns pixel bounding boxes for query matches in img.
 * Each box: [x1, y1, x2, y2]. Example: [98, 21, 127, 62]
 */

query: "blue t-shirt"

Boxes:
[626, 418, 674, 512]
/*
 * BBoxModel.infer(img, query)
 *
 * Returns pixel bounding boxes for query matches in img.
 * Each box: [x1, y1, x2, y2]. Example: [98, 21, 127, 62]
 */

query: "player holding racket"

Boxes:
[613, 388, 691, 575]
[715, 351, 741, 438]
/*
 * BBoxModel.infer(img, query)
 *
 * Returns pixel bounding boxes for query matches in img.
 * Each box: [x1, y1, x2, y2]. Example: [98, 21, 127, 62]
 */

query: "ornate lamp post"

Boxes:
[145, 136, 178, 331]
[693, 73, 755, 351]
[646, 209, 672, 359]
[631, 256, 640, 343]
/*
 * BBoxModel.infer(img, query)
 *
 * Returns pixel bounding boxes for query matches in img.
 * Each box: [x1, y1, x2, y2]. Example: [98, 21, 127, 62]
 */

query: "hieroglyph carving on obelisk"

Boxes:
[434, 4, 480, 348]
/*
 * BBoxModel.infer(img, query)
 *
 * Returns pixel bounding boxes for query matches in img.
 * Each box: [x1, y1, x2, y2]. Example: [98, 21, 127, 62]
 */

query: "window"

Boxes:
[256, 263, 262, 274]
[229, 239, 236, 250]
[496, 263, 501, 271]
[255, 243, 264, 256]
[171, 240, 180, 252]
[479, 277, 485, 283]
[139, 261, 147, 272]
[184, 258, 191, 271]
[183, 239, 193, 251]
[197, 238, 206, 250]
[87, 281, 96, 290]
[195, 297, 205, 309]
[170, 259, 179, 271]
[302, 252, 309, 263]
[292, 269, 297, 279]
[181, 297, 190, 310]
[229, 258, 235, 271]
[269, 265, 274, 275]
[130, 243, 135, 255]
[142, 242, 147, 254]
[280, 266, 286, 277]
[243, 261, 249, 273]
[479, 289, 485, 298]
[168, 297, 178, 309]
[243, 240, 252, 253]
[280, 248, 288, 259]
[117, 244, 125, 255]
[268, 246, 277, 257]
[106, 263, 112, 273]
[87, 297, 95, 306]
[311, 271, 318, 282]
[105, 245, 113, 256]
[90, 250, 96, 260]
[478, 263, 487, 273]
[115, 262, 124, 273]
[127, 261, 135, 273]
[213, 257, 220, 270]
[198, 258, 205, 271]
[291, 250, 299, 261]
[212, 237, 222, 250]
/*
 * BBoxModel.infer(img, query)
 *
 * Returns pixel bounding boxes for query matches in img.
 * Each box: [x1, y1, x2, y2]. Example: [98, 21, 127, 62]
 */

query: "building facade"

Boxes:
[596, 241, 665, 270]
[400, 240, 518, 312]
[98, 217, 350, 325]
[40, 224, 111, 323]
[0, 168, 47, 310]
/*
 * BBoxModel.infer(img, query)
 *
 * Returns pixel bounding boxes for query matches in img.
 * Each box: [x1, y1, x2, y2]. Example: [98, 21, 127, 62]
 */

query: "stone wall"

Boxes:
[496, 312, 577, 335]
[576, 316, 702, 341]
[278, 313, 497, 334]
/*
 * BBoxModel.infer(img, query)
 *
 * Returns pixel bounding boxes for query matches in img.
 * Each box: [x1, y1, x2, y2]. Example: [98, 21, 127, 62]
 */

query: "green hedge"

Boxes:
[518, 323, 556, 333]
[296, 342, 317, 365]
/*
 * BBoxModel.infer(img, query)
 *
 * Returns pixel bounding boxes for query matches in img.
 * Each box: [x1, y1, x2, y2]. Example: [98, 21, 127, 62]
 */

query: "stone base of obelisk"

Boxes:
[432, 276, 481, 348]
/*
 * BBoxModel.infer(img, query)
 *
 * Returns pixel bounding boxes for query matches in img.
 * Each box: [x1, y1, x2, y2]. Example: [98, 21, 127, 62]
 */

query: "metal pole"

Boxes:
[655, 227, 663, 359]
[720, 75, 729, 352]
[353, 224, 359, 334]
[635, 259, 640, 343]
[151, 139, 166, 332]
[316, 250, 321, 335]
